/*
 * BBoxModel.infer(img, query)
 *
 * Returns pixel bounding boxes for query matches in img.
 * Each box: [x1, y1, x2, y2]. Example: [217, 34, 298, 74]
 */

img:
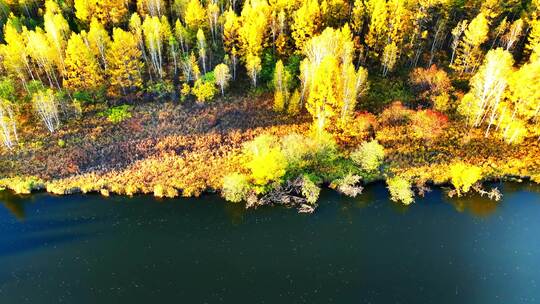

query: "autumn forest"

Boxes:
[0, 0, 539, 212]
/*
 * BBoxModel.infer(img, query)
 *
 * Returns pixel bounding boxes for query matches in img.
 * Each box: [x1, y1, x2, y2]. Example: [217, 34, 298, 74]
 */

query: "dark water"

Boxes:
[0, 182, 539, 304]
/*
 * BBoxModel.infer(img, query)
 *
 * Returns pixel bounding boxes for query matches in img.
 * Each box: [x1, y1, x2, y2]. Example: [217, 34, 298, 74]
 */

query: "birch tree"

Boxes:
[458, 48, 514, 137]
[214, 63, 231, 96]
[0, 99, 18, 149]
[32, 89, 60, 133]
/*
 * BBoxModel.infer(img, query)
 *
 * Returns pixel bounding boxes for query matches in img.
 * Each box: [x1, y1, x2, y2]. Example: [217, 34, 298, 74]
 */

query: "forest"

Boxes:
[0, 0, 539, 212]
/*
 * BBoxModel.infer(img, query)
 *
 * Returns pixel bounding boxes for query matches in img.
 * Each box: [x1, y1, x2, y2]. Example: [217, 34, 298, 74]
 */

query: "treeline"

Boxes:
[0, 0, 539, 150]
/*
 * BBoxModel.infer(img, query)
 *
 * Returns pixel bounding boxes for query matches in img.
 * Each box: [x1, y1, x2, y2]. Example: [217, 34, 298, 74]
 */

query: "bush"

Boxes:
[243, 134, 288, 188]
[387, 176, 414, 205]
[449, 162, 483, 196]
[0, 176, 45, 194]
[0, 77, 16, 101]
[350, 140, 385, 172]
[99, 105, 132, 124]
[287, 90, 302, 115]
[146, 80, 174, 100]
[409, 65, 452, 112]
[222, 173, 250, 203]
[330, 173, 363, 197]
[281, 132, 339, 180]
[365, 76, 414, 112]
[192, 79, 216, 103]
[379, 101, 413, 126]
[153, 184, 179, 198]
[300, 175, 321, 205]
[410, 109, 449, 140]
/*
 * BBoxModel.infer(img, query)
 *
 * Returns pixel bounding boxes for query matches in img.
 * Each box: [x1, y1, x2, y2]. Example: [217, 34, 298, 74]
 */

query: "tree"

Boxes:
[0, 99, 18, 149]
[142, 16, 171, 79]
[246, 54, 262, 87]
[75, 0, 129, 26]
[301, 26, 369, 134]
[107, 28, 144, 98]
[196, 28, 207, 74]
[86, 18, 111, 69]
[213, 63, 231, 97]
[365, 0, 388, 58]
[184, 0, 207, 32]
[504, 46, 540, 142]
[238, 0, 270, 87]
[526, 19, 540, 58]
[458, 48, 514, 137]
[291, 0, 321, 54]
[449, 20, 467, 65]
[222, 7, 240, 53]
[43, 0, 70, 74]
[174, 20, 190, 54]
[64, 33, 104, 94]
[381, 42, 398, 77]
[501, 19, 524, 51]
[26, 28, 61, 88]
[321, 0, 350, 27]
[452, 12, 490, 75]
[32, 89, 60, 133]
[273, 59, 291, 112]
[0, 16, 34, 89]
[409, 65, 452, 112]
[137, 0, 166, 18]
[207, 1, 219, 43]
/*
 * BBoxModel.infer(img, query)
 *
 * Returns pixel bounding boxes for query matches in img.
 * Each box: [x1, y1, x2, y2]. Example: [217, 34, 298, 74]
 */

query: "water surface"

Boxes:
[0, 182, 539, 303]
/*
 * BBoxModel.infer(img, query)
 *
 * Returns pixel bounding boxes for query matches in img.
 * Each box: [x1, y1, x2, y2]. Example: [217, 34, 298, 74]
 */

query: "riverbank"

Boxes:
[1, 95, 539, 211]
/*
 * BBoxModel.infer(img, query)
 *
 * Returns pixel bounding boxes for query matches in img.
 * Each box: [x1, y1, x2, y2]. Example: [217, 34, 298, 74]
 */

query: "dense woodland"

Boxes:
[0, 0, 539, 211]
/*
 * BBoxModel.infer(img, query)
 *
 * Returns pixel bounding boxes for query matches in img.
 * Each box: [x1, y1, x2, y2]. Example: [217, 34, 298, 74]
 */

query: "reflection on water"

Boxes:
[443, 193, 500, 217]
[1, 182, 539, 221]
[0, 190, 31, 220]
[0, 182, 539, 304]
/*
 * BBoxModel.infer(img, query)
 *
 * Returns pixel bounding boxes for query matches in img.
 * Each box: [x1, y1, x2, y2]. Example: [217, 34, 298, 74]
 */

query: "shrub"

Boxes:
[301, 175, 320, 205]
[153, 184, 179, 198]
[192, 79, 216, 103]
[379, 101, 413, 126]
[0, 77, 16, 101]
[330, 173, 363, 197]
[365, 76, 414, 111]
[387, 176, 414, 205]
[222, 173, 250, 203]
[410, 109, 449, 140]
[99, 105, 132, 124]
[287, 90, 302, 115]
[146, 80, 174, 100]
[0, 176, 45, 194]
[449, 162, 483, 196]
[350, 140, 385, 172]
[281, 132, 340, 180]
[409, 64, 452, 111]
[243, 134, 288, 188]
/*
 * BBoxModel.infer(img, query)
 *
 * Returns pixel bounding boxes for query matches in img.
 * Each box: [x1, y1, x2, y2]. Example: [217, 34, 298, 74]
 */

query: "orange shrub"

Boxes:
[410, 109, 449, 140]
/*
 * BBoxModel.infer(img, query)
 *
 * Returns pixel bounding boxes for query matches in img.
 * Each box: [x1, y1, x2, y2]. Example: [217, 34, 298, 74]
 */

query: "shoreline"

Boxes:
[1, 97, 539, 212]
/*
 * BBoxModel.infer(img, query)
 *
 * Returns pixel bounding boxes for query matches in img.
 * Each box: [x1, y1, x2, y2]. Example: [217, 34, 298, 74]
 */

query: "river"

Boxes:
[0, 182, 539, 303]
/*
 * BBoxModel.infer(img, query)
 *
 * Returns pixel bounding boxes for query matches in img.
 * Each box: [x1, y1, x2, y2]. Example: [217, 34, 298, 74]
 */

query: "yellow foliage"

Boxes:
[449, 162, 483, 196]
[243, 134, 287, 187]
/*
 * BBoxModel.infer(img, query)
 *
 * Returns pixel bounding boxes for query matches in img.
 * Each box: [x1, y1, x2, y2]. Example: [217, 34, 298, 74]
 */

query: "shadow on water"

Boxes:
[0, 232, 93, 258]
